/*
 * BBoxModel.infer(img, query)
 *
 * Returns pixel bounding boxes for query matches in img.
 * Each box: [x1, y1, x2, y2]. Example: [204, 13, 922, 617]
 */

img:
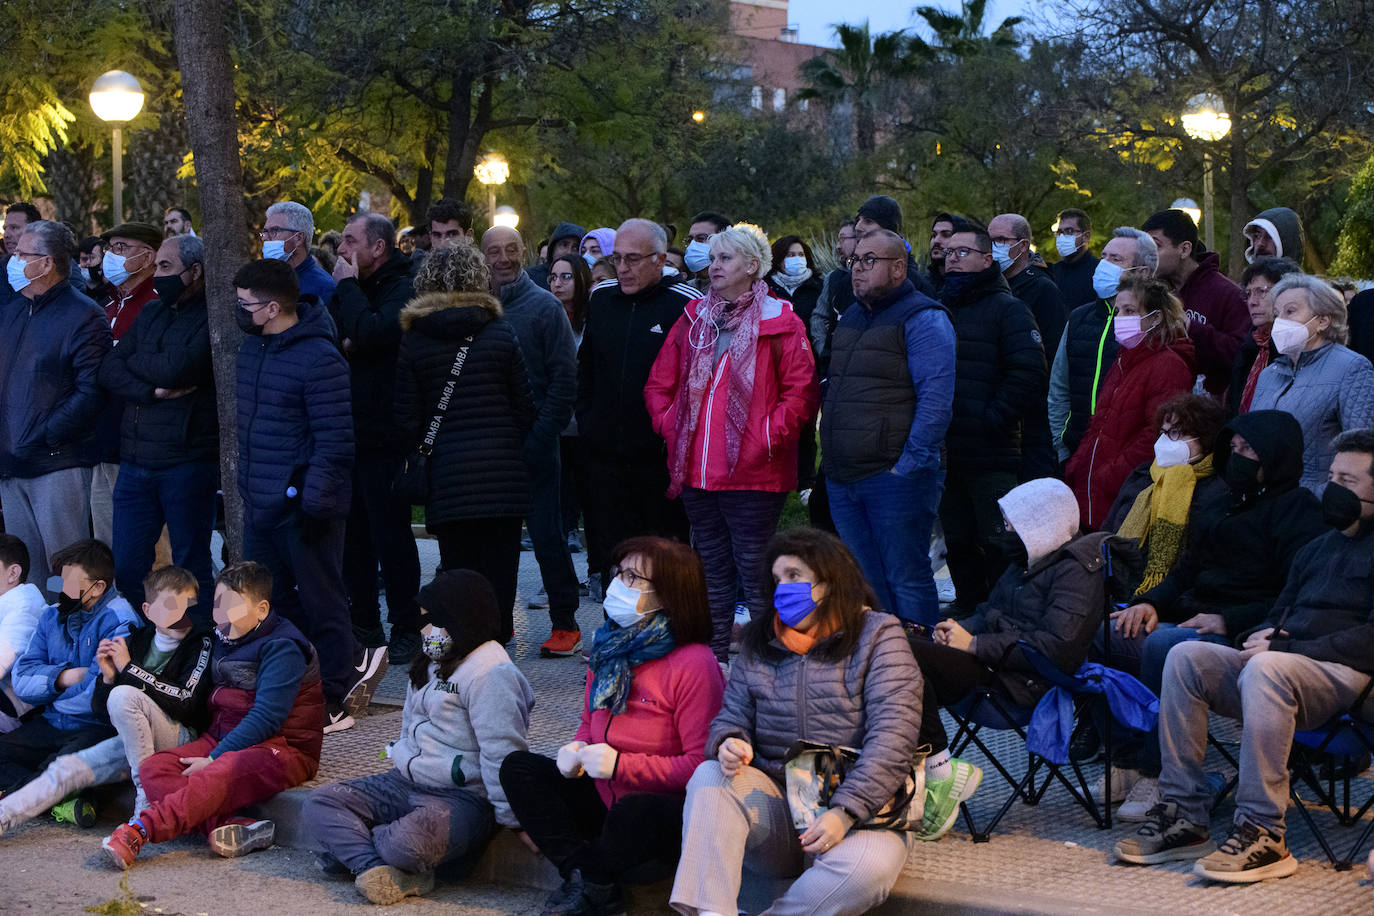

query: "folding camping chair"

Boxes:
[1286, 680, 1374, 870]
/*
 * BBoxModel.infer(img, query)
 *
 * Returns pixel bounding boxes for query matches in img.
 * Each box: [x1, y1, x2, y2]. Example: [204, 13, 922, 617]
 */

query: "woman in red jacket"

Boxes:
[500, 537, 724, 916]
[644, 223, 820, 661]
[1066, 277, 1195, 530]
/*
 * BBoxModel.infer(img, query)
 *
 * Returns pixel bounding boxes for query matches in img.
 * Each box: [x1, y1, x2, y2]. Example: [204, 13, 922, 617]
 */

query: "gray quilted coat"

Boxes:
[708, 610, 923, 824]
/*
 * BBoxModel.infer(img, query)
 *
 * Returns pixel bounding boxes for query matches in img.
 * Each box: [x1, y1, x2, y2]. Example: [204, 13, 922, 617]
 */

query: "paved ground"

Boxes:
[1, 538, 1372, 914]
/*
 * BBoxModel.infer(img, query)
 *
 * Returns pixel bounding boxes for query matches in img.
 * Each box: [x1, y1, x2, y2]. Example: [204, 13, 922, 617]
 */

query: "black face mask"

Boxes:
[941, 271, 978, 304]
[1225, 453, 1262, 493]
[152, 271, 187, 305]
[1322, 482, 1370, 531]
[55, 585, 92, 623]
[236, 304, 265, 336]
[993, 530, 1028, 568]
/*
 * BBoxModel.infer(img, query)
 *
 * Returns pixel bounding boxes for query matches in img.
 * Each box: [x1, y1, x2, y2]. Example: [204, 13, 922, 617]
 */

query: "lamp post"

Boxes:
[1170, 198, 1202, 230]
[473, 153, 510, 227]
[492, 205, 519, 229]
[1181, 93, 1231, 251]
[89, 70, 145, 224]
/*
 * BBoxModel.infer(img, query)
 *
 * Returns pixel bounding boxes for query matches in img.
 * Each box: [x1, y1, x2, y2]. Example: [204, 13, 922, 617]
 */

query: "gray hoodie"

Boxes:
[387, 640, 534, 827]
[1244, 207, 1305, 267]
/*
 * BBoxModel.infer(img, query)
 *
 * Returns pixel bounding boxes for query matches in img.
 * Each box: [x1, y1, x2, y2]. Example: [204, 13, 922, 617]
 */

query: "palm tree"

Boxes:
[797, 21, 925, 155]
[911, 0, 1025, 58]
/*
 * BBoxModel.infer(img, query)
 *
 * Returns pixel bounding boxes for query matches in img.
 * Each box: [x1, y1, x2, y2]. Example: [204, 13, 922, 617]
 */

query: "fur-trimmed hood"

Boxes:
[399, 290, 503, 333]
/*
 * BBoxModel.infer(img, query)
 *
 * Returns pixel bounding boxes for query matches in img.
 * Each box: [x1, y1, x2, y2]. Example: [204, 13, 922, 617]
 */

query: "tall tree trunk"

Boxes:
[172, 0, 250, 560]
[1226, 130, 1250, 279]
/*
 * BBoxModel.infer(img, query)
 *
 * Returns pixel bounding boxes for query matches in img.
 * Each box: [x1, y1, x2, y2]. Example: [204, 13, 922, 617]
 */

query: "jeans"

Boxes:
[90, 462, 119, 546]
[939, 470, 1018, 613]
[112, 460, 218, 614]
[0, 467, 93, 592]
[0, 716, 113, 794]
[526, 444, 581, 631]
[431, 516, 522, 643]
[828, 467, 944, 626]
[680, 488, 787, 660]
[242, 513, 357, 705]
[343, 456, 422, 638]
[1157, 641, 1370, 835]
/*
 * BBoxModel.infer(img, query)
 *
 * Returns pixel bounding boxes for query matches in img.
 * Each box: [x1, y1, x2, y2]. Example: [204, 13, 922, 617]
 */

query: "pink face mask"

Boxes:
[1113, 310, 1159, 349]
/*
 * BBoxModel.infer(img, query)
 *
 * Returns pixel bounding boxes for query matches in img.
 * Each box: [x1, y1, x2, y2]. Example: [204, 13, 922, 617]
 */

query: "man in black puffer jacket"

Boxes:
[99, 236, 218, 613]
[938, 220, 1047, 613]
[328, 213, 422, 663]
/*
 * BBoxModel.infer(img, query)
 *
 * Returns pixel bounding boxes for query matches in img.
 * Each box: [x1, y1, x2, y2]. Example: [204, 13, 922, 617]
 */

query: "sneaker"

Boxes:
[1070, 721, 1102, 763]
[1113, 801, 1215, 864]
[353, 624, 387, 648]
[343, 644, 389, 715]
[585, 576, 604, 602]
[51, 794, 97, 828]
[1090, 766, 1139, 804]
[541, 871, 583, 913]
[936, 577, 956, 605]
[102, 822, 146, 869]
[543, 870, 625, 916]
[916, 758, 982, 841]
[521, 533, 534, 551]
[315, 850, 352, 879]
[388, 630, 421, 666]
[324, 702, 356, 734]
[354, 864, 436, 905]
[529, 588, 550, 609]
[1117, 776, 1160, 822]
[541, 629, 583, 658]
[208, 817, 275, 858]
[567, 531, 583, 553]
[1194, 820, 1298, 883]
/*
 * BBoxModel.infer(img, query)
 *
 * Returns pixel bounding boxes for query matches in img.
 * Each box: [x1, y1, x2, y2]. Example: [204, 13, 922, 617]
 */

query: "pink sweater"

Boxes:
[574, 642, 725, 807]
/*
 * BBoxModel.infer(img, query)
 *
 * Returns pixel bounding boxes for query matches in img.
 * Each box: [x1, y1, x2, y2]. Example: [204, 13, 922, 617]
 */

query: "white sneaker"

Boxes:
[1117, 776, 1160, 821]
[1090, 766, 1139, 804]
[936, 577, 956, 604]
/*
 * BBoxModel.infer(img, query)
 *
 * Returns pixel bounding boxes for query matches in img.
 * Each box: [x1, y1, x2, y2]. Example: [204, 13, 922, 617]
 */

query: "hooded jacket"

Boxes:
[527, 222, 587, 290]
[1051, 250, 1100, 314]
[1248, 341, 1374, 495]
[496, 271, 577, 450]
[644, 295, 819, 493]
[395, 291, 534, 525]
[0, 280, 111, 478]
[235, 298, 354, 528]
[98, 289, 218, 469]
[1175, 252, 1249, 399]
[1135, 410, 1325, 636]
[941, 265, 1048, 474]
[1346, 288, 1374, 367]
[1065, 334, 1196, 530]
[11, 588, 140, 731]
[1052, 298, 1117, 461]
[1244, 207, 1305, 267]
[329, 248, 414, 458]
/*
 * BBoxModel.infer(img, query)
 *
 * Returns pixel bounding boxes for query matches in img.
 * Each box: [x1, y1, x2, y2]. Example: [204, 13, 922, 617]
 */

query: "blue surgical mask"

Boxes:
[774, 581, 818, 628]
[991, 242, 1015, 271]
[1092, 259, 1124, 300]
[102, 250, 131, 287]
[6, 256, 32, 292]
[684, 240, 711, 273]
[1056, 232, 1080, 258]
[783, 255, 807, 275]
[262, 240, 290, 261]
[603, 576, 656, 628]
[582, 251, 598, 269]
[77, 266, 92, 286]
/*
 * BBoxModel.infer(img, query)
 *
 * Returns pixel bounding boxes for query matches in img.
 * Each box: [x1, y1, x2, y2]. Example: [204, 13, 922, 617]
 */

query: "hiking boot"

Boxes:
[324, 701, 356, 734]
[51, 794, 97, 828]
[1113, 801, 1215, 864]
[355, 864, 436, 905]
[529, 588, 550, 609]
[541, 629, 583, 658]
[208, 817, 275, 858]
[1194, 820, 1299, 883]
[343, 644, 389, 715]
[1117, 776, 1161, 822]
[1090, 766, 1139, 804]
[916, 758, 982, 841]
[102, 822, 147, 869]
[388, 630, 422, 666]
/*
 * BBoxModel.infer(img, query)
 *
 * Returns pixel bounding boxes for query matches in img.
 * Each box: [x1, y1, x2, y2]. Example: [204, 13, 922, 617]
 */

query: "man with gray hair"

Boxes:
[98, 234, 218, 611]
[328, 212, 423, 664]
[482, 225, 582, 658]
[1048, 227, 1158, 463]
[0, 221, 112, 590]
[261, 200, 335, 305]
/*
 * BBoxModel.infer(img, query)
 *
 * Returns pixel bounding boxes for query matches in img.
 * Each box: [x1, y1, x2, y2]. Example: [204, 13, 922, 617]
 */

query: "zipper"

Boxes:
[603, 711, 618, 805]
[765, 415, 772, 458]
[1086, 436, 1100, 524]
[698, 356, 728, 489]
[615, 301, 638, 441]
[796, 654, 809, 739]
[242, 339, 269, 495]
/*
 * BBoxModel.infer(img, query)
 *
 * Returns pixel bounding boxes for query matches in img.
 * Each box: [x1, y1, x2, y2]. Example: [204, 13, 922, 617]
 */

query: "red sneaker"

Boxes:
[540, 629, 583, 658]
[102, 822, 146, 869]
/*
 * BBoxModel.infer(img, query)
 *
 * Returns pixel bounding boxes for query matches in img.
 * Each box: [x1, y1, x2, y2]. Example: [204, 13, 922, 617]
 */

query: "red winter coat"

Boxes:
[1065, 336, 1195, 530]
[644, 295, 819, 493]
[574, 642, 725, 808]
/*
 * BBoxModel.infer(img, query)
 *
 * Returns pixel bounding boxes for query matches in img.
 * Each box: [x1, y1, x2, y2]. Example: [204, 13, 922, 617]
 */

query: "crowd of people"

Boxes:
[0, 189, 1371, 913]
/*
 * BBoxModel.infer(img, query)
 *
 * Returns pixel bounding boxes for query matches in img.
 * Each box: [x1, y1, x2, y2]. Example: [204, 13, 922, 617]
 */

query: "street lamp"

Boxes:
[89, 70, 145, 224]
[1181, 93, 1231, 251]
[473, 153, 510, 227]
[1171, 198, 1202, 229]
[492, 206, 519, 229]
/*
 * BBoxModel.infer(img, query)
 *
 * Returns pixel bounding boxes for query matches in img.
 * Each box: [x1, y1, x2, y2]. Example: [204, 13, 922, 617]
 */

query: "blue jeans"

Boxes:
[112, 460, 218, 615]
[828, 467, 944, 626]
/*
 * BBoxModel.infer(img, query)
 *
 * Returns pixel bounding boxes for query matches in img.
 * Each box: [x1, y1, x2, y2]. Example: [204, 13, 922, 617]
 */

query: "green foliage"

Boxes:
[1330, 153, 1374, 279]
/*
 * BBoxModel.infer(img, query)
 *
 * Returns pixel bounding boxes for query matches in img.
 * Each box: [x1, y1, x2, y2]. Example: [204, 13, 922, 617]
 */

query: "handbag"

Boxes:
[392, 335, 474, 504]
[782, 739, 927, 832]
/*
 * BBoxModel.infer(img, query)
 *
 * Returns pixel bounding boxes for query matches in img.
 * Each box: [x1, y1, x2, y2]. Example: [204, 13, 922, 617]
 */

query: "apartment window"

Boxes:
[750, 86, 763, 110]
[773, 88, 785, 110]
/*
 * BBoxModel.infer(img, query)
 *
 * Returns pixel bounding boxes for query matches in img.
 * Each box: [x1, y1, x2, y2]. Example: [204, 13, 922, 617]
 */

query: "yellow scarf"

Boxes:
[1117, 453, 1215, 594]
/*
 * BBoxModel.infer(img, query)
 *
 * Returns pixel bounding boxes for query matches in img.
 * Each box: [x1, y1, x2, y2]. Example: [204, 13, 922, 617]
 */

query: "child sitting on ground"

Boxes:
[0, 566, 213, 835]
[101, 561, 325, 867]
[0, 534, 46, 733]
[0, 540, 140, 793]
[306, 570, 534, 906]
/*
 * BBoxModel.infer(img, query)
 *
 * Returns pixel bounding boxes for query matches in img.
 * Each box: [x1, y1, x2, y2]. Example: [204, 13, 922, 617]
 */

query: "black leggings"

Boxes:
[909, 635, 996, 754]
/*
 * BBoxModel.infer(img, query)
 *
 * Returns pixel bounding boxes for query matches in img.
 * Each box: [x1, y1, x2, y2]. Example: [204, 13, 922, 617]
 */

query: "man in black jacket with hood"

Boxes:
[938, 219, 1047, 613]
[328, 213, 423, 664]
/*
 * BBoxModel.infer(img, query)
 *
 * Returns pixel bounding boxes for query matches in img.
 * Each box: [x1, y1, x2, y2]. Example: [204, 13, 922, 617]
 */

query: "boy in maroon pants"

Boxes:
[101, 561, 324, 867]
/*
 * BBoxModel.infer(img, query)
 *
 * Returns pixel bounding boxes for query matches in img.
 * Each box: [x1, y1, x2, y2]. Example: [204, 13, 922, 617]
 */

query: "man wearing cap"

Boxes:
[0, 221, 112, 589]
[1243, 207, 1306, 269]
[527, 221, 587, 290]
[853, 195, 937, 299]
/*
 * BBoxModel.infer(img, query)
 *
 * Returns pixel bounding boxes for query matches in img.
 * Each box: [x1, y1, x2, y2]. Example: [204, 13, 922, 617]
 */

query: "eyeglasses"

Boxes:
[990, 237, 1026, 247]
[1056, 227, 1083, 237]
[235, 298, 272, 310]
[609, 252, 655, 267]
[258, 227, 300, 241]
[1159, 426, 1195, 442]
[611, 565, 653, 590]
[944, 247, 990, 261]
[13, 250, 47, 260]
[845, 254, 902, 270]
[1246, 285, 1273, 301]
[107, 241, 153, 256]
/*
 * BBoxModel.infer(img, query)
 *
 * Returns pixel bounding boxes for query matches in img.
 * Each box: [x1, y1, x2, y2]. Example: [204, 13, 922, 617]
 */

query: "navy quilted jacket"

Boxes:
[708, 610, 923, 824]
[235, 299, 353, 528]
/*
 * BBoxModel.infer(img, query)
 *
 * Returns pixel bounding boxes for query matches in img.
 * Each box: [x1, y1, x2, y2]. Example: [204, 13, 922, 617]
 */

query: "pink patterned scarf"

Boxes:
[667, 279, 769, 496]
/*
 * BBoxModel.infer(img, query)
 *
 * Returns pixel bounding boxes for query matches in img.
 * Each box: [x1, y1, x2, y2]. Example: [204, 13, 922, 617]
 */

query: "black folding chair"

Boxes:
[1286, 680, 1374, 870]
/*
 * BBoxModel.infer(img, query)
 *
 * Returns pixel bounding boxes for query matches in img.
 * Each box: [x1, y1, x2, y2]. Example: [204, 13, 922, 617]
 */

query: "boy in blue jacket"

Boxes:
[0, 540, 139, 793]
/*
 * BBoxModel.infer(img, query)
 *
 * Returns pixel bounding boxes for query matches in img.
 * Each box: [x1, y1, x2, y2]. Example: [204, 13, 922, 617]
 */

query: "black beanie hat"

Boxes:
[417, 569, 501, 646]
[856, 195, 903, 234]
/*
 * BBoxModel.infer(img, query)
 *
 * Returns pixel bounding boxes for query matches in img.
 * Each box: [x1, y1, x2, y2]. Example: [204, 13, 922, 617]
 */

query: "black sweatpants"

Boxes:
[909, 635, 997, 754]
[431, 516, 523, 643]
[583, 454, 689, 586]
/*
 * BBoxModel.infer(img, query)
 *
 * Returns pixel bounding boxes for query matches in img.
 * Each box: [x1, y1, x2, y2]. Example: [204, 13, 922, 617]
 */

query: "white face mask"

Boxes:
[1056, 232, 1081, 258]
[1092, 260, 1124, 300]
[684, 240, 711, 273]
[262, 240, 291, 261]
[1270, 316, 1312, 361]
[603, 576, 656, 628]
[782, 255, 807, 275]
[1153, 434, 1195, 468]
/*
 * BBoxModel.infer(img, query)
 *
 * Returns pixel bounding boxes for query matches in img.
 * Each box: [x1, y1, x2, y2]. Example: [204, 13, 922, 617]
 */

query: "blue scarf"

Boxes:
[589, 612, 676, 715]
